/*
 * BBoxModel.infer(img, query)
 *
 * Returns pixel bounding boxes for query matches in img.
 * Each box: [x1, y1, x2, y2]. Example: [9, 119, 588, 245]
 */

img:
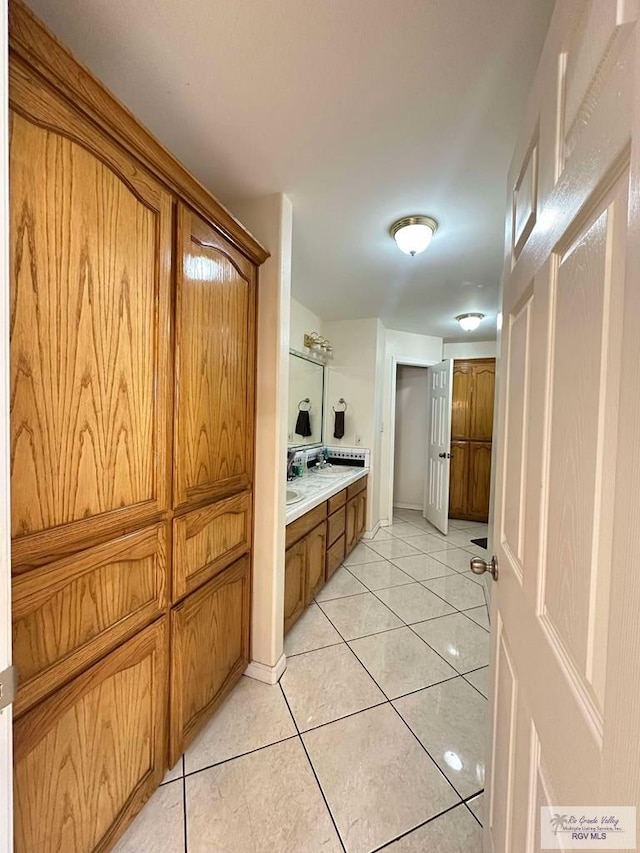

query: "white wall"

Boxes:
[443, 340, 497, 359]
[290, 296, 322, 352]
[379, 329, 443, 524]
[0, 1, 12, 847]
[231, 193, 292, 682]
[393, 366, 430, 509]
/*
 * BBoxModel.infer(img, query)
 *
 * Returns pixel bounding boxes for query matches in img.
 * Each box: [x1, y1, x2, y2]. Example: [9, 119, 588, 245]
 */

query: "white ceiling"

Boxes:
[26, 0, 554, 342]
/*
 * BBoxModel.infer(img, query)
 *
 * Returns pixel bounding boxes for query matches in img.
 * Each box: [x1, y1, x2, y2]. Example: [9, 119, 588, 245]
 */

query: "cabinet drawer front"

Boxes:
[347, 476, 368, 500]
[12, 524, 168, 716]
[326, 534, 346, 580]
[327, 506, 346, 546]
[173, 492, 252, 601]
[14, 618, 168, 853]
[327, 489, 347, 514]
[285, 502, 327, 549]
[170, 556, 250, 763]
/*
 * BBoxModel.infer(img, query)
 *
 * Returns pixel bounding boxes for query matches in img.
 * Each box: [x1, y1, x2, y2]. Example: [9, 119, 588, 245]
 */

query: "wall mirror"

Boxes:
[288, 349, 325, 448]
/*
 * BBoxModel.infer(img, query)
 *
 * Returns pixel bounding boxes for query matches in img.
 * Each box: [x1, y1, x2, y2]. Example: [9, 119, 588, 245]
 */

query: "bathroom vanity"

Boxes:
[284, 468, 368, 633]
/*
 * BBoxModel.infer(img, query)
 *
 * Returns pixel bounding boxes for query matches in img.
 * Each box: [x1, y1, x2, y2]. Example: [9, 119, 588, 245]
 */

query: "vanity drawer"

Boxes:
[327, 506, 346, 546]
[12, 524, 168, 716]
[286, 502, 327, 549]
[173, 492, 252, 601]
[347, 476, 368, 500]
[327, 489, 347, 514]
[326, 534, 346, 580]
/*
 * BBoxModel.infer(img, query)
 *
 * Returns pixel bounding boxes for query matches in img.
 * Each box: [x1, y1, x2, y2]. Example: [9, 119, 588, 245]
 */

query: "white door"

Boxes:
[485, 2, 640, 851]
[424, 359, 453, 535]
[0, 1, 12, 850]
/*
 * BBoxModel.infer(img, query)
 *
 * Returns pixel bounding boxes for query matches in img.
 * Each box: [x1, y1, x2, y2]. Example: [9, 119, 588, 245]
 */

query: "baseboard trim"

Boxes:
[244, 653, 287, 684]
[361, 520, 380, 540]
[393, 503, 423, 511]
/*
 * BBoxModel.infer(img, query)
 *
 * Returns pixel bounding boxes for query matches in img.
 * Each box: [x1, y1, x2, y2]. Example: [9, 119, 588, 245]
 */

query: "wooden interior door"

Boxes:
[448, 441, 469, 519]
[487, 3, 640, 849]
[9, 73, 172, 572]
[174, 203, 256, 511]
[424, 360, 453, 534]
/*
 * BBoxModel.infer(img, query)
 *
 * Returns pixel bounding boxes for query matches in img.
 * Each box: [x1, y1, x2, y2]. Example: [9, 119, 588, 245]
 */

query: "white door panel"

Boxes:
[424, 360, 453, 534]
[487, 2, 640, 850]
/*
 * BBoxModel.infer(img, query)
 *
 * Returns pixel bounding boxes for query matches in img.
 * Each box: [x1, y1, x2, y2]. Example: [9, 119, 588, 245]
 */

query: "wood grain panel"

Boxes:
[327, 505, 346, 546]
[345, 497, 359, 555]
[451, 363, 472, 440]
[356, 489, 367, 538]
[326, 534, 346, 581]
[470, 362, 496, 441]
[12, 524, 167, 716]
[347, 476, 367, 500]
[284, 540, 306, 634]
[174, 204, 257, 511]
[169, 556, 250, 764]
[285, 502, 327, 549]
[327, 489, 347, 514]
[8, 2, 268, 265]
[14, 618, 168, 853]
[468, 443, 492, 522]
[448, 441, 469, 519]
[305, 522, 327, 605]
[9, 93, 172, 571]
[172, 492, 251, 601]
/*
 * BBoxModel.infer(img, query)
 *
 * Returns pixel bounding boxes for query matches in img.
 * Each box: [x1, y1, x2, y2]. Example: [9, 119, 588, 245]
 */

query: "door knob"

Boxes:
[438, 452, 452, 459]
[470, 555, 498, 581]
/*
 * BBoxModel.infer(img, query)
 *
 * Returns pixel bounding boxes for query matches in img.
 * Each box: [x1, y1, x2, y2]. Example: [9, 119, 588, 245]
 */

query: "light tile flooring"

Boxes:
[114, 510, 491, 853]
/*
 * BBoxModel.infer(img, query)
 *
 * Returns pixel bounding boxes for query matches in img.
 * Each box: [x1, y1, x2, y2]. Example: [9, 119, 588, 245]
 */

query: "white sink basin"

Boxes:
[286, 489, 303, 505]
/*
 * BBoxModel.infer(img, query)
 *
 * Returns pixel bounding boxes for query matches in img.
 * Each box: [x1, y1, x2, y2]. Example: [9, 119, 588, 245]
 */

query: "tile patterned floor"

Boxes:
[114, 510, 490, 853]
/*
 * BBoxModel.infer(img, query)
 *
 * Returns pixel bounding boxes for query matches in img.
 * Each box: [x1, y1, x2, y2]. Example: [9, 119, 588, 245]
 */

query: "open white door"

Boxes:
[423, 359, 453, 535]
[0, 1, 12, 851]
[484, 2, 640, 850]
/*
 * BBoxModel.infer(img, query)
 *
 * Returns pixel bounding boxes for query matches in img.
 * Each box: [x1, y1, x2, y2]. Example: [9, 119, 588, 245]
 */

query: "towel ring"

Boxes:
[332, 398, 348, 412]
[298, 398, 311, 411]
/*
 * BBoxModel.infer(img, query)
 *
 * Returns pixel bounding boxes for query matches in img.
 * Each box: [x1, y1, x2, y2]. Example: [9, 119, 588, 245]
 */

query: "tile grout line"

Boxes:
[370, 800, 473, 852]
[277, 682, 348, 853]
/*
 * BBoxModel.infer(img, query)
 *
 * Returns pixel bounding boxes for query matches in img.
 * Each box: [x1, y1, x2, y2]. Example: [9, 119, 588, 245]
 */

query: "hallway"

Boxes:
[114, 511, 490, 853]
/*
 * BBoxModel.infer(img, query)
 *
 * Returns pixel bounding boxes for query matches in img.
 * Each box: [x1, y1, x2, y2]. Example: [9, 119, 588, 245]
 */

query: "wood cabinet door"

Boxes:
[451, 362, 472, 440]
[9, 69, 172, 572]
[448, 441, 469, 519]
[356, 490, 367, 539]
[345, 497, 358, 555]
[305, 522, 327, 605]
[284, 539, 306, 634]
[326, 534, 346, 581]
[174, 203, 257, 511]
[13, 618, 168, 853]
[468, 442, 492, 521]
[469, 361, 495, 441]
[169, 556, 250, 764]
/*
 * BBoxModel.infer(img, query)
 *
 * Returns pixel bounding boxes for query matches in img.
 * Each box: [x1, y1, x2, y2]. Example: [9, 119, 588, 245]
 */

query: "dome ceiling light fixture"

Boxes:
[390, 215, 438, 256]
[456, 312, 485, 332]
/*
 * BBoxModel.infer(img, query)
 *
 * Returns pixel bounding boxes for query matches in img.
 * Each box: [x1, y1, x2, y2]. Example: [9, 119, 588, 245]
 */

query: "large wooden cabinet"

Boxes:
[449, 359, 496, 522]
[8, 4, 267, 851]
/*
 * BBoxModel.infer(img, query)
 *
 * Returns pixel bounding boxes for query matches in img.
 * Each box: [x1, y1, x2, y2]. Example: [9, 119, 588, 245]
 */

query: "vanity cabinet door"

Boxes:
[356, 490, 367, 539]
[305, 522, 327, 605]
[284, 539, 307, 634]
[174, 203, 257, 511]
[345, 498, 358, 555]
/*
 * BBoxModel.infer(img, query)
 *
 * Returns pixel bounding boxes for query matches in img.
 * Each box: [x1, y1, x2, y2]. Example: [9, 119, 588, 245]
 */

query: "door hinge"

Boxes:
[0, 665, 17, 712]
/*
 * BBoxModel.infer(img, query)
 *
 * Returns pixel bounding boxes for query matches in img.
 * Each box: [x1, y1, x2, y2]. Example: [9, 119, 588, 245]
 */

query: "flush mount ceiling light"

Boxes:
[390, 215, 438, 256]
[456, 313, 485, 332]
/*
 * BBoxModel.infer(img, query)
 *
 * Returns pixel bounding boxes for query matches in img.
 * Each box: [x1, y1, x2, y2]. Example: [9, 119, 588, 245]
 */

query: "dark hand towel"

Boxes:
[333, 410, 345, 439]
[295, 409, 312, 437]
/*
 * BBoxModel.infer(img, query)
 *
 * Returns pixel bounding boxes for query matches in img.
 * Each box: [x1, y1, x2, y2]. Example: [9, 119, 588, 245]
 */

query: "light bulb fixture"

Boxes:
[390, 215, 438, 256]
[456, 313, 485, 332]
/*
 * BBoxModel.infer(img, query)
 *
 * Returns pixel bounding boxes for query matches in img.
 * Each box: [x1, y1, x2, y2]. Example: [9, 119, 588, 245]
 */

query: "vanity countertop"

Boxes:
[285, 466, 369, 524]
